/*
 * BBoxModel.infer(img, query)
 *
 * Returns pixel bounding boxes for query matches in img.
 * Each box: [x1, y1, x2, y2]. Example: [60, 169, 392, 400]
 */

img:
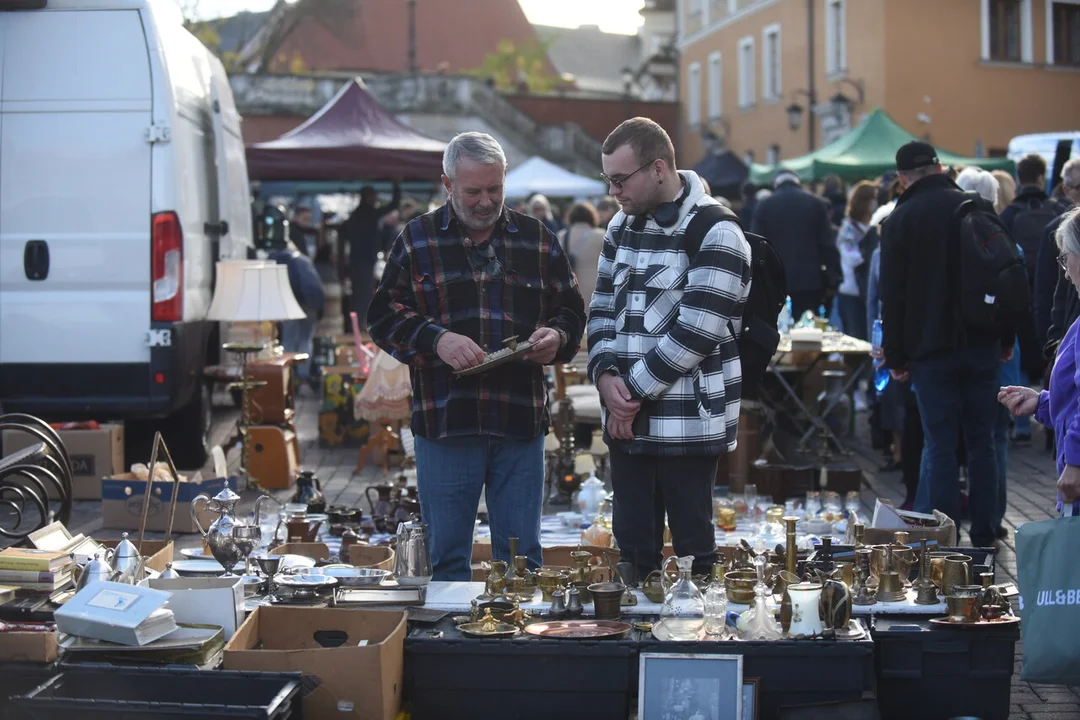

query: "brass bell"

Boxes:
[876, 571, 907, 602]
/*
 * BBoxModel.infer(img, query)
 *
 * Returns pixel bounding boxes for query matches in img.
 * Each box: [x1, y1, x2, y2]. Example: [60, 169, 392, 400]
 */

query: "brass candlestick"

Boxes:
[783, 516, 799, 578]
[913, 538, 940, 605]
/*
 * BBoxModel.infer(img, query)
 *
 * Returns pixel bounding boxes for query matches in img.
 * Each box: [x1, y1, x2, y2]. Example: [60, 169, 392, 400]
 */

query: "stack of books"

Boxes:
[0, 548, 75, 597]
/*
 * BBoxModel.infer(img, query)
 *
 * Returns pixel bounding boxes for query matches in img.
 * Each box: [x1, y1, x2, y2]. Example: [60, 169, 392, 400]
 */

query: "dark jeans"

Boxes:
[350, 264, 375, 329]
[837, 293, 867, 340]
[608, 446, 719, 580]
[900, 385, 923, 506]
[910, 341, 1001, 546]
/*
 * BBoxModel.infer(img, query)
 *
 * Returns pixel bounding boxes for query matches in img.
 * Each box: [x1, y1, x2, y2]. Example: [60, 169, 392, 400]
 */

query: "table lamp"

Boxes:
[207, 260, 306, 488]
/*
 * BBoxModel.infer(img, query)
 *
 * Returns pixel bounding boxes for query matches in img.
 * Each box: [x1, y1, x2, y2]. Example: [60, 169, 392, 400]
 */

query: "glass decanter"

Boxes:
[736, 553, 783, 640]
[659, 555, 705, 641]
[703, 563, 728, 637]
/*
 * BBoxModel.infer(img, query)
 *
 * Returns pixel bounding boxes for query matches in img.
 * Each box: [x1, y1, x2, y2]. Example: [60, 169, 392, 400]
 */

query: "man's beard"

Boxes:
[450, 192, 502, 232]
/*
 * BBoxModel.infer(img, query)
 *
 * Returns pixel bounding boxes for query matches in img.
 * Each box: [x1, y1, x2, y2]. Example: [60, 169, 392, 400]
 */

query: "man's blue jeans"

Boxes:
[911, 341, 1001, 546]
[414, 434, 544, 581]
[281, 315, 317, 379]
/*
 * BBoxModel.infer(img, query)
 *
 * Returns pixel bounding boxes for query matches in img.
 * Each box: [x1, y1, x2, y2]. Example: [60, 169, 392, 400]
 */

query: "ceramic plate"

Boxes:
[523, 620, 632, 639]
[928, 616, 1020, 628]
[170, 559, 243, 575]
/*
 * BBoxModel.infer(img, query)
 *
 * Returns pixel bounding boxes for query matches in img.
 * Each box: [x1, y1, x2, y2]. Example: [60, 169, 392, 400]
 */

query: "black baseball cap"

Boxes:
[896, 141, 939, 171]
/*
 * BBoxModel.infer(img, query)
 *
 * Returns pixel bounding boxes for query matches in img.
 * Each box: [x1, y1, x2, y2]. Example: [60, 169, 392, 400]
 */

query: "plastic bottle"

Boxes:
[777, 296, 793, 334]
[871, 319, 890, 393]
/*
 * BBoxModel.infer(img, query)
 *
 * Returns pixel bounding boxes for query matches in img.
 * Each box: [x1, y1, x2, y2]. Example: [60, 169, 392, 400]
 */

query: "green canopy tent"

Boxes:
[749, 108, 1015, 185]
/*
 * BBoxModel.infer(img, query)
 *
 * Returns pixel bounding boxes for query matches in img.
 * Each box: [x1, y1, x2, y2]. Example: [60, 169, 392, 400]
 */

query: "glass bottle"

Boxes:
[737, 554, 782, 640]
[704, 563, 728, 637]
[659, 555, 705, 641]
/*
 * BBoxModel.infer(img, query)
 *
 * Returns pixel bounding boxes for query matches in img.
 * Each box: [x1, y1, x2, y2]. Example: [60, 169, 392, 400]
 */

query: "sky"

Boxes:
[183, 0, 646, 35]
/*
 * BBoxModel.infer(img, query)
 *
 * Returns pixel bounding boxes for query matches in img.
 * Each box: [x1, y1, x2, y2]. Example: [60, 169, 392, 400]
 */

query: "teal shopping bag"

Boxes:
[1016, 507, 1080, 684]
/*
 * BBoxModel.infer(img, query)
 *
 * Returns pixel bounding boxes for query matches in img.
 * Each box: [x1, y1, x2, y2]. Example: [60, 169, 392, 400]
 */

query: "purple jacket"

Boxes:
[1036, 317, 1080, 477]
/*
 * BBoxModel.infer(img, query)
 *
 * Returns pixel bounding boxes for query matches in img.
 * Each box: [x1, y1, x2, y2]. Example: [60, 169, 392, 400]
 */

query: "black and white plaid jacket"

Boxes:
[587, 171, 752, 456]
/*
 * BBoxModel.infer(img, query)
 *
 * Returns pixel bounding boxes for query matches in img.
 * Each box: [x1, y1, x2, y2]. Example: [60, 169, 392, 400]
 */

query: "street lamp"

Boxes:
[621, 67, 636, 98]
[786, 102, 805, 132]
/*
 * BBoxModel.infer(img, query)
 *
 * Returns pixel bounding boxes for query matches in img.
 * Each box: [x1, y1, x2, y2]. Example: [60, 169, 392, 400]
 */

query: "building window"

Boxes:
[738, 36, 755, 108]
[982, 0, 1033, 62]
[762, 24, 781, 101]
[990, 0, 1022, 60]
[767, 144, 780, 166]
[825, 0, 846, 76]
[708, 52, 722, 120]
[1052, 1, 1080, 66]
[687, 62, 702, 127]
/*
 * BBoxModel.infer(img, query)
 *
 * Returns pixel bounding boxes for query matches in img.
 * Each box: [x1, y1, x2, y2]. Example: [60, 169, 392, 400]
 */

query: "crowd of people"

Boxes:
[261, 116, 1080, 581]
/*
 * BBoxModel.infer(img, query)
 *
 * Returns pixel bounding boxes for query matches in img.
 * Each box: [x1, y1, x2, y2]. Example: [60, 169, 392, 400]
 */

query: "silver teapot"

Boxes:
[112, 532, 146, 584]
[191, 481, 274, 576]
[75, 553, 117, 591]
[393, 521, 432, 586]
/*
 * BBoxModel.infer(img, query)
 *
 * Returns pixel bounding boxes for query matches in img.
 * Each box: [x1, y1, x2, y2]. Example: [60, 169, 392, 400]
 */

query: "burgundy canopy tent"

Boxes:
[245, 79, 447, 182]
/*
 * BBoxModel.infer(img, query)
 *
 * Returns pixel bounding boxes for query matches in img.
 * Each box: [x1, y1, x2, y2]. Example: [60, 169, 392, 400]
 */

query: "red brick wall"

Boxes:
[506, 95, 683, 163]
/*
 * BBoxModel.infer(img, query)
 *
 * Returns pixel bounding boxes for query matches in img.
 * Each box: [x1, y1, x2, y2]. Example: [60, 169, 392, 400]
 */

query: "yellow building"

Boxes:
[677, 0, 1080, 170]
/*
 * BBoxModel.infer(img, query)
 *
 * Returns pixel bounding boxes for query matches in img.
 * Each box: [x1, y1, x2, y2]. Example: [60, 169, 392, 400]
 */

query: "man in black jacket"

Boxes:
[880, 141, 1009, 547]
[751, 171, 839, 317]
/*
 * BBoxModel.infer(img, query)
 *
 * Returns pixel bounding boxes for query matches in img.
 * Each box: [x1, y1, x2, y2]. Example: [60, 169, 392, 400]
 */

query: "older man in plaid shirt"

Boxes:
[368, 132, 585, 581]
[588, 118, 752, 580]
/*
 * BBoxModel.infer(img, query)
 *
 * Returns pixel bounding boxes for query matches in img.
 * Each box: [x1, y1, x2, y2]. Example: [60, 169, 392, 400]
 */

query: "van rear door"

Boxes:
[0, 9, 153, 408]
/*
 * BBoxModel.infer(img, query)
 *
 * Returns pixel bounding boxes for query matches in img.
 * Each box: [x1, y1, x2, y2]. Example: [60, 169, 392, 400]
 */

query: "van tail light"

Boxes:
[151, 212, 183, 322]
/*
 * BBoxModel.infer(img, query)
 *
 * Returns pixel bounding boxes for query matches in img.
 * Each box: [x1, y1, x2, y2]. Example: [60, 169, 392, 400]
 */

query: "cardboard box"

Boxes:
[225, 607, 405, 720]
[2, 423, 124, 500]
[145, 576, 245, 640]
[0, 630, 58, 663]
[348, 545, 394, 571]
[99, 539, 174, 574]
[864, 504, 958, 547]
[101, 474, 227, 534]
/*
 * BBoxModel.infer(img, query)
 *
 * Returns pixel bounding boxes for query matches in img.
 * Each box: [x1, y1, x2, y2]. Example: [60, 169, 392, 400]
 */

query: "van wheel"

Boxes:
[162, 381, 213, 470]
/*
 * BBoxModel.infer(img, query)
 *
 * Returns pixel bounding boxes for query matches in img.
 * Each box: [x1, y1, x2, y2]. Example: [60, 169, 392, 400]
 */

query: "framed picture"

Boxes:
[742, 678, 759, 720]
[639, 653, 743, 720]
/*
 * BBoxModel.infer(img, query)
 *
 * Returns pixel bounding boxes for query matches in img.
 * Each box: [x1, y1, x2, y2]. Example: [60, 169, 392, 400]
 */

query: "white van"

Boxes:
[0, 0, 253, 467]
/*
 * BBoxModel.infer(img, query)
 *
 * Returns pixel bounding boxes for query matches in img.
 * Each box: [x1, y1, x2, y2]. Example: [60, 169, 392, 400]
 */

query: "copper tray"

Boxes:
[453, 340, 535, 377]
[928, 616, 1020, 628]
[523, 620, 632, 639]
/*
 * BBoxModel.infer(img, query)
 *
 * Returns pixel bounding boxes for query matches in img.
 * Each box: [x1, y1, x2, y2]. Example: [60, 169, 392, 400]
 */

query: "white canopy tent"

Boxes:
[504, 156, 607, 199]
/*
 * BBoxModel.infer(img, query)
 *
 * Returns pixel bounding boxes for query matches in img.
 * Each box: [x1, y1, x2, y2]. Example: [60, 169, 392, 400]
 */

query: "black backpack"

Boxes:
[1010, 200, 1059, 285]
[683, 204, 787, 394]
[952, 193, 1031, 336]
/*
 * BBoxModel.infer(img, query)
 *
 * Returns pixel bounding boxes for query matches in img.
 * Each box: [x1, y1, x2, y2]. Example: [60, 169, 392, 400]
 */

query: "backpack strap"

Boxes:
[683, 204, 742, 264]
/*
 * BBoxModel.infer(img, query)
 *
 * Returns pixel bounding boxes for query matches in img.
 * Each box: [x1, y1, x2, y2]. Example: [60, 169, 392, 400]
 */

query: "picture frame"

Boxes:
[638, 652, 744, 720]
[742, 678, 759, 720]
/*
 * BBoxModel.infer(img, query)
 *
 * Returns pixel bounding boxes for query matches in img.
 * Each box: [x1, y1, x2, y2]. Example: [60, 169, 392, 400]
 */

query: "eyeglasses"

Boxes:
[600, 159, 656, 190]
[1059, 251, 1072, 270]
[468, 242, 503, 280]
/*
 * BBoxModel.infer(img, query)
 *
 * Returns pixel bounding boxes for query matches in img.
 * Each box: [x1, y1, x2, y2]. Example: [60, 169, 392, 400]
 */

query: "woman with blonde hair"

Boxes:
[993, 170, 1017, 214]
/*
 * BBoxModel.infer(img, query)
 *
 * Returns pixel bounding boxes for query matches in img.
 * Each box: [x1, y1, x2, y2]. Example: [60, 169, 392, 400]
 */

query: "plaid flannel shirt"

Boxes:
[587, 171, 752, 456]
[368, 204, 585, 440]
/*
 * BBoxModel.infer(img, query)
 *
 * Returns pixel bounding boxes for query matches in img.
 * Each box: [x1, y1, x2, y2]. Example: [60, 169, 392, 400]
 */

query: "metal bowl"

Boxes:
[319, 565, 391, 587]
[272, 573, 338, 602]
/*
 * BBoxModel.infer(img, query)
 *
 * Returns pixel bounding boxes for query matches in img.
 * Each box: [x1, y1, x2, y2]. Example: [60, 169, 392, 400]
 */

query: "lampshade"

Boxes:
[207, 261, 306, 322]
[574, 452, 596, 475]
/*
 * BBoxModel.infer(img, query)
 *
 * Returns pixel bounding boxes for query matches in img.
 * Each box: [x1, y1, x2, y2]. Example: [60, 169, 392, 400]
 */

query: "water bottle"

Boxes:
[777, 296, 793, 333]
[871, 319, 890, 393]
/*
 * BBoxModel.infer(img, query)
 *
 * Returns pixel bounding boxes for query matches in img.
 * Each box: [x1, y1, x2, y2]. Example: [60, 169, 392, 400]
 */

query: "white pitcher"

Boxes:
[786, 582, 824, 637]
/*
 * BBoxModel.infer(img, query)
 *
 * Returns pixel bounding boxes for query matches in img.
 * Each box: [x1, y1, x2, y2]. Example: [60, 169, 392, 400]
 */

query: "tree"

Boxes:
[468, 39, 559, 94]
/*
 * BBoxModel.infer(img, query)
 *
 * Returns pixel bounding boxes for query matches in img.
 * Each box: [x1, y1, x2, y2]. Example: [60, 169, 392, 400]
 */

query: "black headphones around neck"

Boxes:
[651, 177, 691, 228]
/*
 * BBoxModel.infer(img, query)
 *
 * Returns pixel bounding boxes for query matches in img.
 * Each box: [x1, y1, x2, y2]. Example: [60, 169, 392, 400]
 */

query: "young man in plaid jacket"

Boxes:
[588, 118, 752, 580]
[367, 132, 585, 581]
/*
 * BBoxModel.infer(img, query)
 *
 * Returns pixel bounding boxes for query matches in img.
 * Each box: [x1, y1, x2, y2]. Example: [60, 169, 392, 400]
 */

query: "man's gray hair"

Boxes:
[1062, 157, 1080, 182]
[956, 167, 1001, 209]
[1056, 206, 1080, 257]
[443, 132, 507, 180]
